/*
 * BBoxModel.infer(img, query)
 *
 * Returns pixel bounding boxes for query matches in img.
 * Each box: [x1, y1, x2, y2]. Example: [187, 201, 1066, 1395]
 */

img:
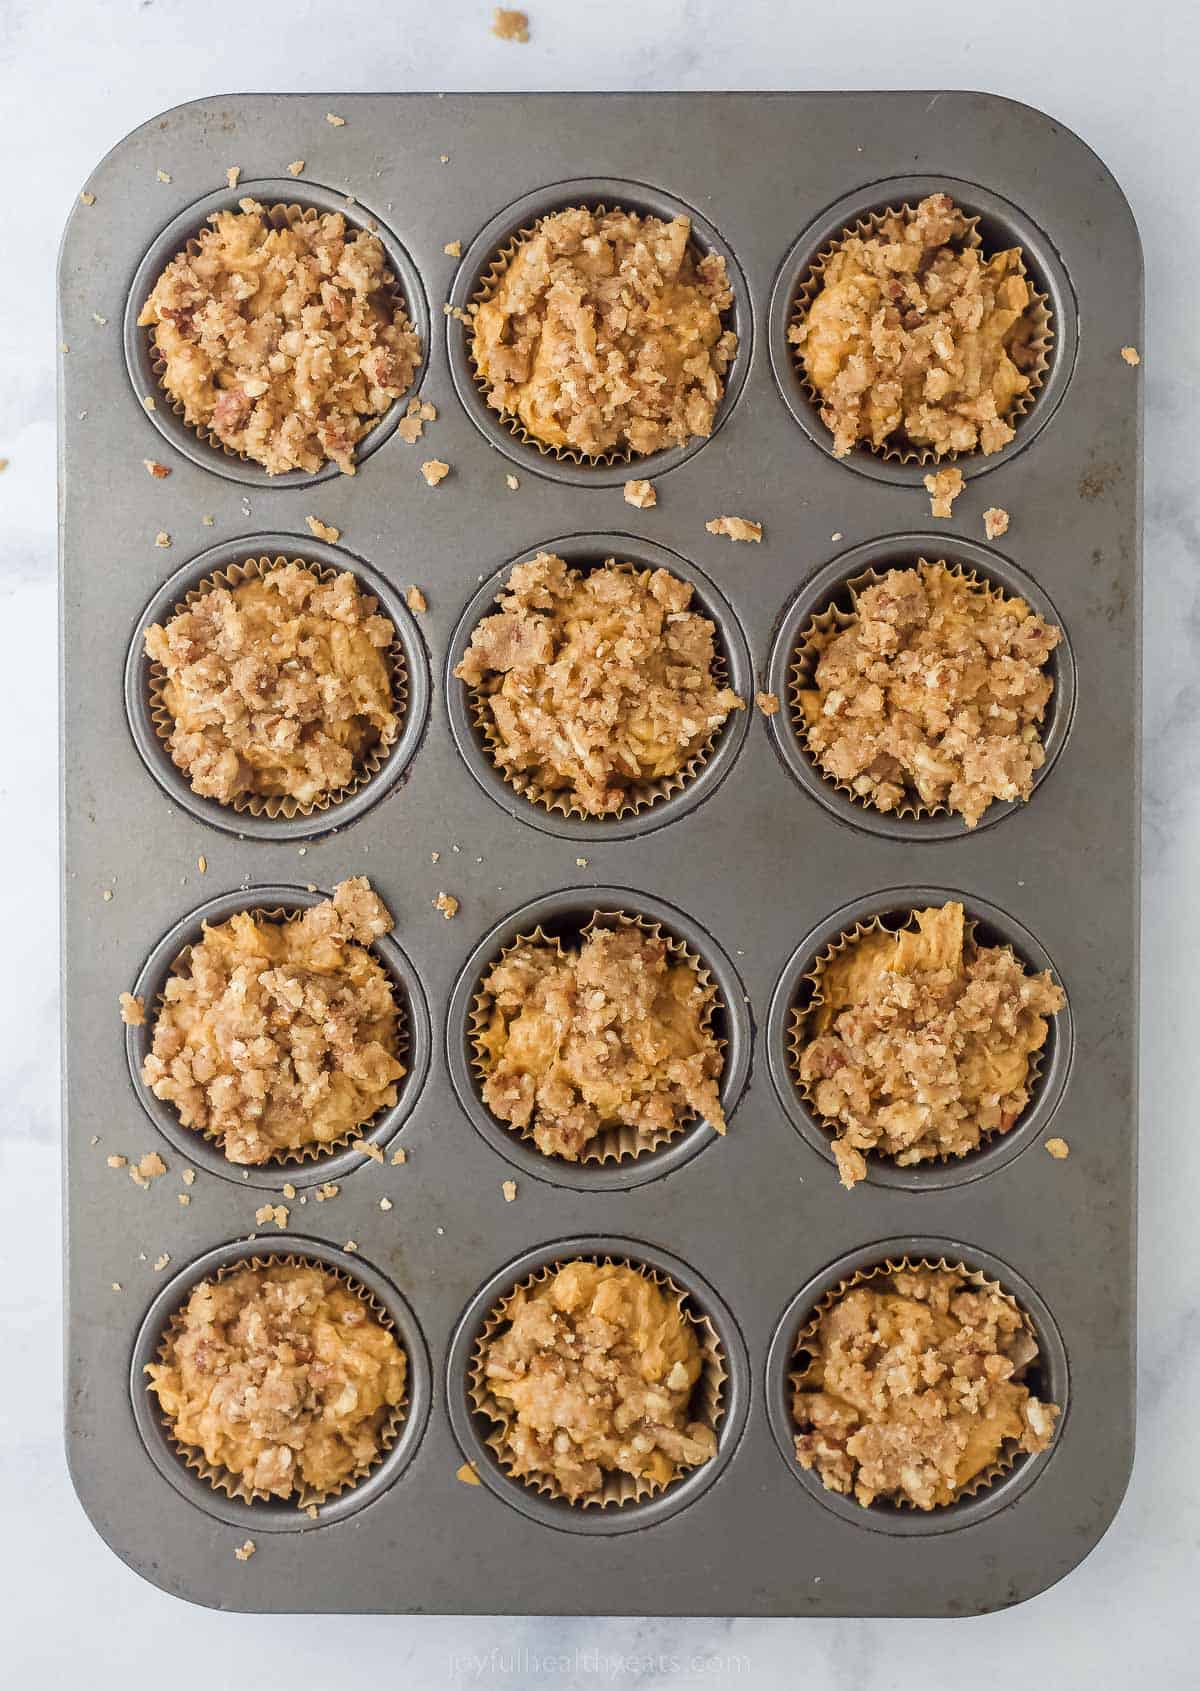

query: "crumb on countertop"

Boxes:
[491, 7, 529, 41]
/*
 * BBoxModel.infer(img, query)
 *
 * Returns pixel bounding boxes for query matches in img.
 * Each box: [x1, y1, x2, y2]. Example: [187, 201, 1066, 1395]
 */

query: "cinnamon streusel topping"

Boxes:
[791, 193, 1040, 460]
[146, 1262, 406, 1499]
[475, 923, 725, 1161]
[145, 562, 399, 809]
[797, 561, 1061, 827]
[481, 1261, 716, 1501]
[455, 552, 743, 815]
[140, 878, 404, 1165]
[138, 199, 420, 475]
[470, 206, 736, 457]
[792, 1266, 1059, 1509]
[797, 902, 1064, 1188]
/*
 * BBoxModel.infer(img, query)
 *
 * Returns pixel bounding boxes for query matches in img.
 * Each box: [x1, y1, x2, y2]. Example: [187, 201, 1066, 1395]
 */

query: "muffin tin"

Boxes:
[59, 91, 1141, 1616]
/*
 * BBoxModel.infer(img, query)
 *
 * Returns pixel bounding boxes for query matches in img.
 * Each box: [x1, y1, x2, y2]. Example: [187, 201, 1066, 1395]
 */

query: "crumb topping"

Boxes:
[797, 561, 1061, 827]
[481, 1261, 715, 1501]
[793, 1266, 1059, 1508]
[471, 206, 736, 458]
[137, 199, 420, 475]
[475, 923, 725, 1162]
[140, 878, 404, 1165]
[120, 991, 146, 1026]
[146, 1262, 406, 1500]
[792, 194, 1041, 460]
[797, 902, 1064, 1188]
[145, 562, 398, 809]
[455, 552, 743, 815]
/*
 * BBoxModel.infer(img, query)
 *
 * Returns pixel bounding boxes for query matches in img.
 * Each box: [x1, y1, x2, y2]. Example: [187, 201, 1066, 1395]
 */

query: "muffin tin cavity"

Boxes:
[764, 535, 1076, 841]
[767, 176, 1078, 484]
[124, 535, 431, 842]
[447, 887, 751, 1191]
[446, 533, 754, 841]
[123, 179, 430, 487]
[446, 178, 752, 486]
[766, 887, 1073, 1192]
[124, 884, 432, 1189]
[130, 1236, 432, 1531]
[446, 1237, 750, 1535]
[764, 1238, 1070, 1535]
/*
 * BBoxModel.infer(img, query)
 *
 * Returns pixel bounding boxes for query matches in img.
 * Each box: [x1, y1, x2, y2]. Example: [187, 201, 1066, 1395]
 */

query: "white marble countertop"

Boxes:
[4, 0, 1196, 1682]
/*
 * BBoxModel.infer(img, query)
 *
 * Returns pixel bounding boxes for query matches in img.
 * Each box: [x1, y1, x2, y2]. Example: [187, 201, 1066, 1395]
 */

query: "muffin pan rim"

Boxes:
[121, 176, 432, 488]
[444, 530, 756, 842]
[444, 174, 754, 488]
[762, 1235, 1071, 1536]
[128, 1234, 433, 1531]
[766, 172, 1080, 486]
[444, 885, 753, 1191]
[122, 533, 433, 842]
[445, 1233, 752, 1536]
[123, 882, 434, 1189]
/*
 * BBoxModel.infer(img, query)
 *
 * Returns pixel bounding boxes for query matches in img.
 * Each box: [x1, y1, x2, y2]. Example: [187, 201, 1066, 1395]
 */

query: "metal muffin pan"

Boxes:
[59, 91, 1141, 1617]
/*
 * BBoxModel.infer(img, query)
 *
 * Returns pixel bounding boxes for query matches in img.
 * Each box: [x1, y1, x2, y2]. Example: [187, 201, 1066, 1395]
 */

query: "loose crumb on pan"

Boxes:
[350, 1137, 384, 1163]
[305, 515, 340, 543]
[139, 877, 404, 1166]
[502, 1179, 518, 1202]
[391, 1148, 407, 1165]
[982, 506, 1010, 540]
[471, 205, 736, 458]
[130, 1151, 168, 1189]
[481, 1261, 715, 1502]
[157, 170, 172, 184]
[254, 1203, 289, 1229]
[144, 459, 171, 478]
[234, 1540, 256, 1562]
[145, 1261, 406, 1500]
[443, 240, 462, 258]
[154, 1254, 171, 1271]
[505, 474, 519, 491]
[792, 193, 1042, 461]
[119, 991, 146, 1026]
[80, 191, 96, 206]
[475, 922, 725, 1162]
[456, 1460, 481, 1485]
[144, 560, 399, 810]
[792, 1265, 1059, 1509]
[197, 855, 208, 873]
[924, 467, 964, 519]
[624, 478, 657, 509]
[491, 8, 530, 41]
[433, 891, 459, 920]
[797, 901, 1064, 1188]
[137, 198, 420, 476]
[421, 459, 450, 486]
[288, 160, 305, 177]
[325, 112, 346, 126]
[155, 531, 172, 548]
[797, 560, 1061, 827]
[706, 515, 761, 543]
[226, 166, 241, 190]
[755, 691, 780, 717]
[106, 1154, 127, 1169]
[1120, 345, 1140, 366]
[1045, 1136, 1070, 1159]
[454, 552, 744, 816]
[406, 585, 427, 613]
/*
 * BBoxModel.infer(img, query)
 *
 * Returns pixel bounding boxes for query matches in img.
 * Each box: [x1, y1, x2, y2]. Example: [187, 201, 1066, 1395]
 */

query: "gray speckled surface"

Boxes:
[5, 0, 1196, 1683]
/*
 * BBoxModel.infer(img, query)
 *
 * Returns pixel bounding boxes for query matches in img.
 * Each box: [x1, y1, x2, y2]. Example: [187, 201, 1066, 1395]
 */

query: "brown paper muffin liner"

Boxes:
[787, 908, 1050, 1175]
[789, 202, 1053, 466]
[466, 204, 736, 467]
[147, 1251, 408, 1510]
[468, 909, 726, 1166]
[465, 560, 736, 822]
[468, 1255, 726, 1509]
[145, 200, 419, 473]
[787, 559, 1056, 824]
[146, 554, 408, 821]
[146, 902, 409, 1168]
[789, 1253, 1052, 1508]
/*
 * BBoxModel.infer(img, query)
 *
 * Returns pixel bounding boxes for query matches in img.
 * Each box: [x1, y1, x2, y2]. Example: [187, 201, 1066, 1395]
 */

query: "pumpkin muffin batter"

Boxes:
[145, 562, 399, 809]
[792, 1266, 1059, 1509]
[481, 1261, 716, 1501]
[475, 923, 725, 1161]
[455, 552, 743, 815]
[139, 877, 404, 1165]
[797, 902, 1064, 1188]
[138, 199, 420, 474]
[791, 193, 1041, 459]
[470, 206, 737, 457]
[147, 1262, 406, 1500]
[797, 562, 1061, 828]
